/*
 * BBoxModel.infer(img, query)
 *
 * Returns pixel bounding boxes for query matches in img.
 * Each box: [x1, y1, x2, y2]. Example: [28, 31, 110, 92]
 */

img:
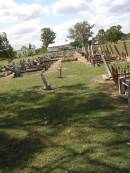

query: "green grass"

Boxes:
[0, 62, 130, 173]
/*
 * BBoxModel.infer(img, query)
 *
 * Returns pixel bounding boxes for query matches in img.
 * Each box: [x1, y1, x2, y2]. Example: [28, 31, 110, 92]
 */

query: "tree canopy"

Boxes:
[41, 28, 56, 49]
[106, 25, 124, 43]
[96, 25, 125, 44]
[68, 21, 94, 48]
[0, 32, 16, 61]
[70, 40, 82, 48]
[95, 29, 106, 44]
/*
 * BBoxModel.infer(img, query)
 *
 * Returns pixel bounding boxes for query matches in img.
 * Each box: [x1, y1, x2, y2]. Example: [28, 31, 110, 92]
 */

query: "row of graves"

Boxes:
[86, 44, 127, 66]
[79, 42, 129, 67]
[80, 44, 130, 103]
[0, 49, 76, 78]
[0, 56, 58, 78]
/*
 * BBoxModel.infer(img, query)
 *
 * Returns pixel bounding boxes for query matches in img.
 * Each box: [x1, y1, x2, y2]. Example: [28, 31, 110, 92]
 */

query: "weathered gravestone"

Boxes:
[20, 60, 26, 72]
[41, 70, 52, 90]
[118, 77, 130, 104]
[13, 63, 21, 77]
[118, 77, 126, 95]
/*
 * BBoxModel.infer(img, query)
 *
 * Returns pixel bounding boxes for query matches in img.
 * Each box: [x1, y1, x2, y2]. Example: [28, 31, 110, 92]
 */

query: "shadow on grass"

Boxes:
[0, 83, 130, 172]
[0, 131, 43, 170]
[0, 84, 115, 129]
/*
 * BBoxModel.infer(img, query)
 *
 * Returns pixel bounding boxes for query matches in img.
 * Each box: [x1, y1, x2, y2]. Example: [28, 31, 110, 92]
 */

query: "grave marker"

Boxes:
[41, 70, 52, 90]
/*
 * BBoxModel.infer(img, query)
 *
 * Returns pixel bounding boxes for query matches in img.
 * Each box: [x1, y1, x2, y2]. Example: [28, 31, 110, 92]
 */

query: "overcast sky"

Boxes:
[0, 0, 130, 50]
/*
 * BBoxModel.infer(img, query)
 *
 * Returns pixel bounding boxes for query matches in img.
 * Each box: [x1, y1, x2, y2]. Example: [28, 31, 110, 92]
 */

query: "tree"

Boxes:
[36, 47, 47, 55]
[68, 21, 94, 51]
[106, 25, 124, 43]
[41, 28, 56, 49]
[29, 43, 32, 49]
[0, 32, 16, 61]
[127, 33, 130, 39]
[70, 40, 82, 48]
[122, 33, 130, 40]
[96, 29, 106, 44]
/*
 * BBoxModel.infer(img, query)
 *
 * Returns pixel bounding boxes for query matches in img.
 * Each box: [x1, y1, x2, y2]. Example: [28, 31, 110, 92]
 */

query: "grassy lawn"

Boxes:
[0, 62, 130, 173]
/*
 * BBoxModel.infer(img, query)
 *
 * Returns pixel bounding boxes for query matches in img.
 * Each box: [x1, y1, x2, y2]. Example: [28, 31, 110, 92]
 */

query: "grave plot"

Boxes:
[79, 43, 130, 103]
[79, 42, 129, 67]
[1, 61, 130, 173]
[110, 63, 130, 103]
[0, 49, 77, 78]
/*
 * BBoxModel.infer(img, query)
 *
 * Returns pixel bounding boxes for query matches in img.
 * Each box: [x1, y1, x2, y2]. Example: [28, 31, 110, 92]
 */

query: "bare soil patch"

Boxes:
[74, 52, 91, 66]
[46, 59, 62, 74]
[93, 74, 130, 109]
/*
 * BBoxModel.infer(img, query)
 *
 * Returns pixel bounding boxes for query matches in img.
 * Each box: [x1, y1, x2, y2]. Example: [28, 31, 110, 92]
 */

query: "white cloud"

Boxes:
[109, 0, 130, 13]
[50, 0, 130, 46]
[2, 18, 45, 49]
[50, 18, 83, 46]
[51, 0, 89, 15]
[51, 0, 130, 35]
[0, 0, 49, 49]
[0, 0, 49, 23]
[1, 0, 130, 49]
[81, 0, 130, 33]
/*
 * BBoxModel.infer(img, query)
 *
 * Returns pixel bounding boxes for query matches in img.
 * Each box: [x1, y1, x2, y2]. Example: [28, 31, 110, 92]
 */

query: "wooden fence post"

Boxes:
[101, 55, 112, 78]
[123, 41, 129, 57]
[114, 45, 120, 56]
[109, 44, 114, 54]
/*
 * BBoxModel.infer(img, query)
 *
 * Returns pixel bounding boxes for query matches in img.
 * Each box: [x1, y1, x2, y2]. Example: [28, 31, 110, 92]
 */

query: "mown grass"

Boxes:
[0, 62, 130, 173]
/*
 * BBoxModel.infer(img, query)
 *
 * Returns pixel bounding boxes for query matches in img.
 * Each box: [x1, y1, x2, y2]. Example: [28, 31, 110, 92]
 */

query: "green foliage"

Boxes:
[96, 25, 125, 44]
[35, 47, 47, 55]
[0, 32, 16, 61]
[69, 21, 94, 48]
[106, 25, 124, 43]
[122, 33, 130, 40]
[96, 29, 106, 44]
[127, 33, 130, 39]
[70, 40, 82, 48]
[28, 51, 34, 56]
[29, 43, 32, 49]
[41, 28, 56, 48]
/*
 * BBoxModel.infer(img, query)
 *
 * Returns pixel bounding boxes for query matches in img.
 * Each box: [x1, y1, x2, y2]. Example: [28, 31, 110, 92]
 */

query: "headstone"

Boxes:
[118, 77, 126, 94]
[41, 70, 52, 90]
[13, 63, 21, 77]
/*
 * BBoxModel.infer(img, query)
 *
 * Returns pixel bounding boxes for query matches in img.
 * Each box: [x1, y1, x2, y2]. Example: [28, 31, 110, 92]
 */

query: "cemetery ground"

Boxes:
[0, 61, 130, 173]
